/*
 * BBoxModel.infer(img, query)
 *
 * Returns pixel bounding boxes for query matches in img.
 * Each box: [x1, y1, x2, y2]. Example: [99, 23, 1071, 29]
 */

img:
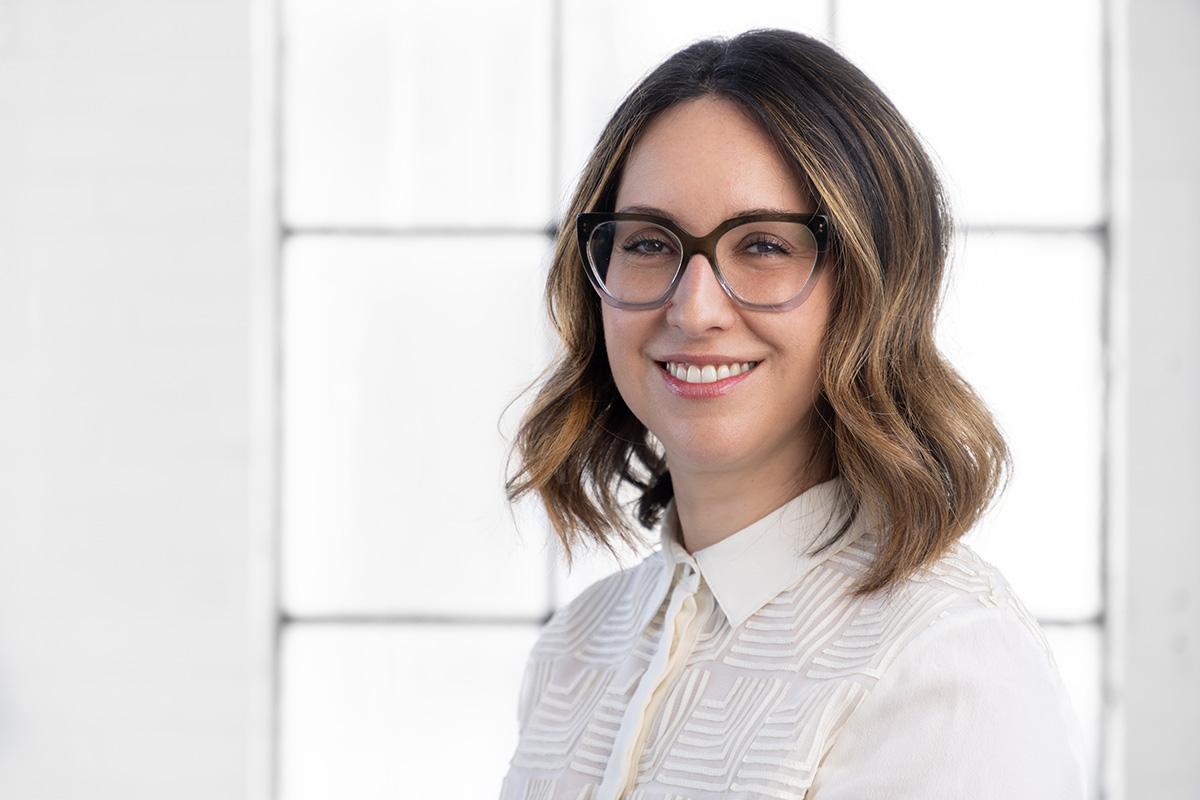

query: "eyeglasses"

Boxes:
[576, 211, 831, 312]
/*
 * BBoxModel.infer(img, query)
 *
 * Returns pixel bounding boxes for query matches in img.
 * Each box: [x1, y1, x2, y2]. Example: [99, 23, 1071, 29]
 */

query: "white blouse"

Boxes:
[499, 475, 1090, 799]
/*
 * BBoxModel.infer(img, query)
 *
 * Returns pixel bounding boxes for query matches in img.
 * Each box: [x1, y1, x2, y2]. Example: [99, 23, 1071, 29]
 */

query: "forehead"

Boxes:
[615, 95, 812, 229]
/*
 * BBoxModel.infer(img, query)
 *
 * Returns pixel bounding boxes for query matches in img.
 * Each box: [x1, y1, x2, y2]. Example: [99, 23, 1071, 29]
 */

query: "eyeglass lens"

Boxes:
[586, 219, 819, 306]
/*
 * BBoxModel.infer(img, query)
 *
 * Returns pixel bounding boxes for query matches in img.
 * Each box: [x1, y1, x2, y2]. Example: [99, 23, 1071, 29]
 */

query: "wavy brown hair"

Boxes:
[503, 28, 1012, 599]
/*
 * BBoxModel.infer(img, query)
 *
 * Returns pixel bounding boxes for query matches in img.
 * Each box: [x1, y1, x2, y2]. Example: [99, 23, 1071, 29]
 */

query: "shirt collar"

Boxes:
[658, 475, 872, 628]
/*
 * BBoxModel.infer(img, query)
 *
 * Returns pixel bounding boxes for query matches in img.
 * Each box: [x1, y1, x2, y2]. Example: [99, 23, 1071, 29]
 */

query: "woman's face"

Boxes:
[602, 95, 834, 478]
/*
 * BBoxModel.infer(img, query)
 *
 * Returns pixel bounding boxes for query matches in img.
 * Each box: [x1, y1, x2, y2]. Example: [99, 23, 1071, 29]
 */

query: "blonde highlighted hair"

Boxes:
[504, 28, 1011, 599]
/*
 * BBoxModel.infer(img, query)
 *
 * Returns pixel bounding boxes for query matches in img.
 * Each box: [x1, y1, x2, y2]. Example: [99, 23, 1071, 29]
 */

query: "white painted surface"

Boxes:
[0, 2, 256, 798]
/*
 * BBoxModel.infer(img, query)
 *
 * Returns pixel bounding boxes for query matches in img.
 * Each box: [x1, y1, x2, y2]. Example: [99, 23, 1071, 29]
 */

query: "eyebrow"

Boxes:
[615, 204, 807, 222]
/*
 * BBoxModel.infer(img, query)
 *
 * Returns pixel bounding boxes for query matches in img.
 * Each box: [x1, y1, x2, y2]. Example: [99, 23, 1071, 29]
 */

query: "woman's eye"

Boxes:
[745, 238, 789, 255]
[625, 238, 673, 254]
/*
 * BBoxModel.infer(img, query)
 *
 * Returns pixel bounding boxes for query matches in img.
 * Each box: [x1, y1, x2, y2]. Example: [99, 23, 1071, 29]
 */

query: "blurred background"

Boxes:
[0, 0, 1196, 798]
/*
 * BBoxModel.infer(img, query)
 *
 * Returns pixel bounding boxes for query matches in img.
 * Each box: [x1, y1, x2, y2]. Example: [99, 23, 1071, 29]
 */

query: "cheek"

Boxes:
[600, 306, 652, 410]
[599, 306, 632, 381]
[769, 285, 832, 405]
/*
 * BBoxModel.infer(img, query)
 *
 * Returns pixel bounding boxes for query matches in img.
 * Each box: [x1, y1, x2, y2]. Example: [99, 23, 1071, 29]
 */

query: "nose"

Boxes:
[664, 252, 739, 333]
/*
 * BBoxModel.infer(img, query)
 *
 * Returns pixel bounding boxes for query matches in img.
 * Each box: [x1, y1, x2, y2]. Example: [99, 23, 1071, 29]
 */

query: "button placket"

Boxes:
[596, 560, 702, 798]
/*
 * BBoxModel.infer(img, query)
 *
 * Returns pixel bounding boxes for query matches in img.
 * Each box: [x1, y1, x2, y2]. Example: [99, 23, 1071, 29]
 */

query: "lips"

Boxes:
[656, 358, 759, 398]
[661, 360, 759, 383]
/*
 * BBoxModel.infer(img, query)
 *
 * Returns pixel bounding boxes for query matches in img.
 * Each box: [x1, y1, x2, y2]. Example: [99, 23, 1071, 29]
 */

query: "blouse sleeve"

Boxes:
[513, 653, 534, 735]
[807, 605, 1091, 799]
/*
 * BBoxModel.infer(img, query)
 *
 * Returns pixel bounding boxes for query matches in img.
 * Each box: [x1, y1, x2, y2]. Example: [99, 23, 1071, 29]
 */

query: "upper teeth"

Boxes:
[666, 361, 759, 384]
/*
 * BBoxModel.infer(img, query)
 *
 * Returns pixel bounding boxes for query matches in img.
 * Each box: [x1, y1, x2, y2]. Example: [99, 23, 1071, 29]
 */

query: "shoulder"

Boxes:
[527, 548, 669, 662]
[906, 538, 1059, 668]
[807, 539, 1090, 798]
[829, 530, 1061, 678]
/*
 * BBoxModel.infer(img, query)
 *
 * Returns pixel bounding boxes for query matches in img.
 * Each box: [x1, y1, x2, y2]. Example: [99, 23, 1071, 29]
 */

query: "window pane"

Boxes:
[283, 235, 555, 616]
[284, 0, 553, 228]
[558, 1, 829, 217]
[938, 231, 1104, 620]
[280, 624, 538, 799]
[837, 0, 1104, 227]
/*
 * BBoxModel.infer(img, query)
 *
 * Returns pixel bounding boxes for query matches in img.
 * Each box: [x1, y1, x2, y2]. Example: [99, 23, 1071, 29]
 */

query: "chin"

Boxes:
[659, 429, 760, 471]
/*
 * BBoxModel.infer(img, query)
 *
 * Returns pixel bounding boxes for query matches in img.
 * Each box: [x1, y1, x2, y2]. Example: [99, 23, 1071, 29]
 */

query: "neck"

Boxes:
[668, 435, 833, 555]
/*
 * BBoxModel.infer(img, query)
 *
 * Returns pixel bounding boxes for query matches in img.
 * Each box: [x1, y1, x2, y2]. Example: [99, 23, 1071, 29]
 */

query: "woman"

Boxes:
[500, 28, 1088, 799]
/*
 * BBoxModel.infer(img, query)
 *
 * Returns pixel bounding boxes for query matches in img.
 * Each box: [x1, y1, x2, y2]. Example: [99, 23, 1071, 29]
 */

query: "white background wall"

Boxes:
[0, 0, 1195, 798]
[0, 1, 259, 798]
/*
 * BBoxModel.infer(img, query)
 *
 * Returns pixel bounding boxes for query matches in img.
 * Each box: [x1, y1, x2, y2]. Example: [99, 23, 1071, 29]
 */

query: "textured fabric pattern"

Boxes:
[499, 476, 1089, 799]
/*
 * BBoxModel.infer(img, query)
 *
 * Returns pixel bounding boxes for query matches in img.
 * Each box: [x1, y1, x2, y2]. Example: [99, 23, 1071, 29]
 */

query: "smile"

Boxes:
[655, 359, 761, 399]
[663, 361, 759, 383]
